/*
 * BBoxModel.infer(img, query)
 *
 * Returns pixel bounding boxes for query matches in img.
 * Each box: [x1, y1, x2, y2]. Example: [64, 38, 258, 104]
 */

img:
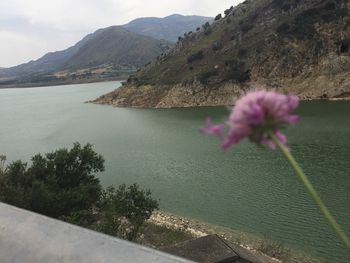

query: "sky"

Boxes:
[0, 0, 244, 68]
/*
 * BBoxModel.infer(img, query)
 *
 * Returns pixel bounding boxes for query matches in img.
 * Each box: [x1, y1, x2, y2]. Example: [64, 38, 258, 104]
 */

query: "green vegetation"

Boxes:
[276, 0, 348, 40]
[224, 59, 251, 83]
[0, 143, 158, 242]
[215, 14, 222, 21]
[336, 38, 350, 53]
[187, 51, 204, 63]
[141, 223, 194, 248]
[127, 0, 349, 88]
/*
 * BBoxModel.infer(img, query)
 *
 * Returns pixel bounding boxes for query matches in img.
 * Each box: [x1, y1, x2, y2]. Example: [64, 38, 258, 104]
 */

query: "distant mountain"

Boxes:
[63, 26, 170, 70]
[0, 14, 211, 87]
[123, 14, 213, 42]
[94, 0, 350, 108]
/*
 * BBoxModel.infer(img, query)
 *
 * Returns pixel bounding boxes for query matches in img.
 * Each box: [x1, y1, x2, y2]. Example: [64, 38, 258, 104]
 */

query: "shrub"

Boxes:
[187, 51, 204, 63]
[238, 48, 247, 58]
[257, 237, 291, 261]
[0, 143, 104, 218]
[215, 14, 222, 21]
[202, 22, 210, 30]
[199, 70, 219, 84]
[224, 59, 250, 83]
[276, 22, 291, 35]
[95, 184, 159, 241]
[0, 143, 159, 242]
[336, 38, 350, 53]
[212, 42, 223, 51]
[204, 28, 212, 35]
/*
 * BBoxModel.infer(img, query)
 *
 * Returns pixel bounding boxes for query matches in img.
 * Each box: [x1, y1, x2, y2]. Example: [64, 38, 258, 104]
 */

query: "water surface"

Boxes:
[0, 82, 349, 262]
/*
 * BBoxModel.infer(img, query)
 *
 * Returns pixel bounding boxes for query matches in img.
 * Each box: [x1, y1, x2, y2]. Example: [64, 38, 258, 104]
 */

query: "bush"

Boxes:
[238, 48, 247, 58]
[257, 237, 291, 261]
[224, 59, 251, 83]
[95, 184, 159, 241]
[215, 14, 222, 21]
[203, 22, 210, 29]
[276, 2, 348, 40]
[0, 143, 104, 218]
[204, 28, 212, 36]
[187, 51, 204, 63]
[336, 38, 350, 53]
[199, 70, 219, 84]
[212, 42, 223, 51]
[0, 143, 159, 242]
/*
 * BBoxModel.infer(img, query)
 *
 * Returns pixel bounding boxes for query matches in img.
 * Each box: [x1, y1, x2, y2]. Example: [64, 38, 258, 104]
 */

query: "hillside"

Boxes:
[0, 27, 171, 88]
[63, 26, 170, 69]
[0, 14, 211, 88]
[123, 14, 213, 42]
[93, 0, 350, 108]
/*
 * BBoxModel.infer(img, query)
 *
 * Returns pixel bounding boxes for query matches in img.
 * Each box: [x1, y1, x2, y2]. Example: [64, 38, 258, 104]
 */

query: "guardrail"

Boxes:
[0, 202, 194, 263]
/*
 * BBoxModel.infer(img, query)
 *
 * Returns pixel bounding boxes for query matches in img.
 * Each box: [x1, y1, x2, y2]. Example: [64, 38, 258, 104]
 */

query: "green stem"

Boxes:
[269, 132, 350, 252]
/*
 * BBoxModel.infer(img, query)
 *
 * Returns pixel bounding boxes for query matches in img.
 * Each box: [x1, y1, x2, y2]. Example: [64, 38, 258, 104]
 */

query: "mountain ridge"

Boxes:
[93, 0, 350, 108]
[0, 14, 212, 88]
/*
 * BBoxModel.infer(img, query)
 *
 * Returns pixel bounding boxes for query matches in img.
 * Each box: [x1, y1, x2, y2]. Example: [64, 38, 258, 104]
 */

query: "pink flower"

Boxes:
[199, 117, 224, 137]
[201, 90, 300, 150]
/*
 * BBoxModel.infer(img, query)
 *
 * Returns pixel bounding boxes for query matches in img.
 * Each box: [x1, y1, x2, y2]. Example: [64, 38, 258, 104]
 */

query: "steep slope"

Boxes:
[123, 14, 213, 42]
[94, 0, 350, 108]
[64, 26, 170, 69]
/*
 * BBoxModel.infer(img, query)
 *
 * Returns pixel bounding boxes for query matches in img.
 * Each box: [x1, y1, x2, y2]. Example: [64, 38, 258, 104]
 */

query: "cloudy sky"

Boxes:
[0, 0, 244, 68]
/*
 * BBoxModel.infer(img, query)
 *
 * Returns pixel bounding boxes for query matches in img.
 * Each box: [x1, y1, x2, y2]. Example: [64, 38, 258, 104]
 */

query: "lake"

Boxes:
[0, 81, 349, 262]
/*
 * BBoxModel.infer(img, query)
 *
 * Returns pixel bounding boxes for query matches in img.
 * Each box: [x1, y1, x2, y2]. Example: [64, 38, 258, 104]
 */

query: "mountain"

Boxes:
[123, 14, 213, 42]
[93, 0, 350, 108]
[0, 14, 211, 88]
[63, 26, 170, 69]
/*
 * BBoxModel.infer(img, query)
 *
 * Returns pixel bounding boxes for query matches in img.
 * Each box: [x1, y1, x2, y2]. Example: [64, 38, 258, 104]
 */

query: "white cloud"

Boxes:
[0, 0, 244, 67]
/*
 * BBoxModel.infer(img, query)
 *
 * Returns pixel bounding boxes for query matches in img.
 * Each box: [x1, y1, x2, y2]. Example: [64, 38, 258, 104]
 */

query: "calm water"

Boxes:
[0, 82, 349, 262]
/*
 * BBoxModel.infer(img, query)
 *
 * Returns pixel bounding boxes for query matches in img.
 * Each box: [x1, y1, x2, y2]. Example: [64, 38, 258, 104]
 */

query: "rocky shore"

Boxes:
[90, 74, 350, 109]
[148, 211, 321, 263]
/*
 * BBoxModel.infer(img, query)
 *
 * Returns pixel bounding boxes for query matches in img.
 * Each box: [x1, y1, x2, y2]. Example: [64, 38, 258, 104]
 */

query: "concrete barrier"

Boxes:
[0, 202, 194, 263]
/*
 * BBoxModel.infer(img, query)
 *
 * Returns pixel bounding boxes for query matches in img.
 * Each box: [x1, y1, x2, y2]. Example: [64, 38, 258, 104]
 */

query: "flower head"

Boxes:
[201, 90, 299, 150]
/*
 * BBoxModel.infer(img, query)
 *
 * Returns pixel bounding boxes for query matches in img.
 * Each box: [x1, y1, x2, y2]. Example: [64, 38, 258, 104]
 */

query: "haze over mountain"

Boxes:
[94, 0, 350, 108]
[0, 14, 212, 87]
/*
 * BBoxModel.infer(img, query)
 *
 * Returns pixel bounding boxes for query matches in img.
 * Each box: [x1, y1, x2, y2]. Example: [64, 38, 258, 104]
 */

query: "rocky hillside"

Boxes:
[93, 0, 350, 108]
[123, 14, 213, 42]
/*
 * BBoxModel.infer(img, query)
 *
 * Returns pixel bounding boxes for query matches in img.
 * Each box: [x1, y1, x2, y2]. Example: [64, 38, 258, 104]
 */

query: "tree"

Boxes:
[0, 155, 6, 175]
[215, 14, 222, 21]
[0, 143, 104, 218]
[95, 184, 159, 241]
[0, 143, 159, 241]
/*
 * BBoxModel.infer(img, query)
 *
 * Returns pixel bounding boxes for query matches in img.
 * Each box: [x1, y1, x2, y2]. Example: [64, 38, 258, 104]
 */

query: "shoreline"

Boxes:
[148, 210, 321, 263]
[0, 77, 126, 90]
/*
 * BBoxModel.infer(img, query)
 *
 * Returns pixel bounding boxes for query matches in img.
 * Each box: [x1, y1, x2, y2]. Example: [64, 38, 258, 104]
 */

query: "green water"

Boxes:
[0, 81, 349, 262]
